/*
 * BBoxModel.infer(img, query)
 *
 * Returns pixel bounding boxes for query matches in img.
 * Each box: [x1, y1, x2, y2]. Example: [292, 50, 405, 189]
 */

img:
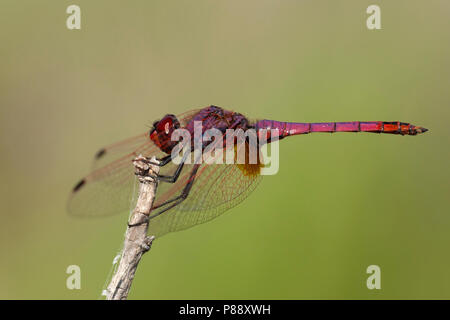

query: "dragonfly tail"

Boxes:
[255, 120, 428, 140]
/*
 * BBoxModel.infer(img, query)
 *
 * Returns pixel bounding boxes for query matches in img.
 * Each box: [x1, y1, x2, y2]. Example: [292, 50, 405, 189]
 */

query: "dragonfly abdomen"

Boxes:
[255, 120, 428, 140]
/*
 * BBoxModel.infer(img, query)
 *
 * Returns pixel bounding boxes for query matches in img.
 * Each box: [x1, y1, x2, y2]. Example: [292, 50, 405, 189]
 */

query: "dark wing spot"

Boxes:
[95, 148, 106, 159]
[73, 179, 86, 192]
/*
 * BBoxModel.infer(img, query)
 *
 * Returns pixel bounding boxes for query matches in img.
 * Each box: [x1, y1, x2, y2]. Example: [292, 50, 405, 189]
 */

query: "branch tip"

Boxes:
[105, 155, 160, 300]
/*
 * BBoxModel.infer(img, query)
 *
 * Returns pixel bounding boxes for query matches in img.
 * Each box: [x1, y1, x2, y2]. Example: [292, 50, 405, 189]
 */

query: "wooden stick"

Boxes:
[105, 155, 160, 300]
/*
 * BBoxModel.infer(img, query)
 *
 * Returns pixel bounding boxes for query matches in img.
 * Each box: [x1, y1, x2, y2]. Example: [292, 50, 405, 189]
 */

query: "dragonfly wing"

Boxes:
[68, 137, 164, 217]
[68, 109, 201, 218]
[91, 132, 151, 171]
[148, 161, 263, 238]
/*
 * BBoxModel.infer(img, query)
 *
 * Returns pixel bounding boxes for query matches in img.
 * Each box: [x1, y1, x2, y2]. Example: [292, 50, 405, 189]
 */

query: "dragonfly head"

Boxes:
[150, 114, 181, 153]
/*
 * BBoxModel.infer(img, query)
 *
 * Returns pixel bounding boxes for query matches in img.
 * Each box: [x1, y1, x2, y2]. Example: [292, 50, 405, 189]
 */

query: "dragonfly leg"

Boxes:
[155, 161, 186, 183]
[135, 154, 187, 183]
[154, 152, 191, 183]
[129, 164, 199, 226]
[128, 155, 181, 228]
[141, 154, 172, 167]
[127, 215, 149, 227]
[153, 155, 172, 166]
[148, 164, 200, 219]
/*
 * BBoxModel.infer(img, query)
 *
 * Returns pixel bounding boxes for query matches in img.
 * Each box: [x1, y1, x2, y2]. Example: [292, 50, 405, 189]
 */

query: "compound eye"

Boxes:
[156, 117, 172, 134]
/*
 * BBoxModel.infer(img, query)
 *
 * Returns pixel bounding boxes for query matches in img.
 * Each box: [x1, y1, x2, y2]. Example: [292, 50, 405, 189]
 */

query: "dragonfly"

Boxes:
[68, 105, 428, 238]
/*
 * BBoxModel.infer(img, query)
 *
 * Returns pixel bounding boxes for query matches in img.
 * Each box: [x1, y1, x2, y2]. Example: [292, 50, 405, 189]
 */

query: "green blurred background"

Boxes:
[1, 0, 449, 299]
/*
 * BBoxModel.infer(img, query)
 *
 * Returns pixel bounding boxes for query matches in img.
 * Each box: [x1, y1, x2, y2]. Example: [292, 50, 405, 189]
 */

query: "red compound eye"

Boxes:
[156, 116, 173, 134]
[150, 114, 180, 153]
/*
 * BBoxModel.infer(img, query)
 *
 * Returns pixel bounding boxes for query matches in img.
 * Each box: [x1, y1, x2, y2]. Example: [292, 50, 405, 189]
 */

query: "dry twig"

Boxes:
[105, 155, 160, 300]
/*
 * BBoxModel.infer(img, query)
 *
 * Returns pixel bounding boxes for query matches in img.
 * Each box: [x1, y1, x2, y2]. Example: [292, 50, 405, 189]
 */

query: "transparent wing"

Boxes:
[68, 109, 200, 217]
[68, 107, 262, 235]
[67, 138, 164, 217]
[91, 132, 152, 171]
[148, 159, 263, 238]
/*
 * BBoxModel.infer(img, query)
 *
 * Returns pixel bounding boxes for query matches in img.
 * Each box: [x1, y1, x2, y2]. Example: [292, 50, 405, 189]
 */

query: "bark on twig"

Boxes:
[105, 155, 160, 300]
